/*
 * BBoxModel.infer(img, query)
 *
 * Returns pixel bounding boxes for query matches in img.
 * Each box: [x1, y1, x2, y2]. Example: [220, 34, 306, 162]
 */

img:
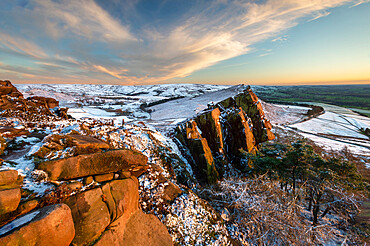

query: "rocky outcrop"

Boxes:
[176, 87, 274, 183]
[27, 96, 59, 109]
[0, 204, 75, 246]
[37, 149, 148, 181]
[0, 80, 68, 121]
[0, 80, 23, 98]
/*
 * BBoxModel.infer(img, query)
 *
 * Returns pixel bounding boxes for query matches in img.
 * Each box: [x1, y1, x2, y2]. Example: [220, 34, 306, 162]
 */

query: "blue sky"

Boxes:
[0, 0, 369, 85]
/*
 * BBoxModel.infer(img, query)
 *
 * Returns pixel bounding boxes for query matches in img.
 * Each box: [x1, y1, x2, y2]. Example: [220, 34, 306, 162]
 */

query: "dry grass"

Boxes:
[199, 175, 364, 245]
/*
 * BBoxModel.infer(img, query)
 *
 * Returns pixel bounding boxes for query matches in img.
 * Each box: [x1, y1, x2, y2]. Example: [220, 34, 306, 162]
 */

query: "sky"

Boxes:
[0, 0, 369, 85]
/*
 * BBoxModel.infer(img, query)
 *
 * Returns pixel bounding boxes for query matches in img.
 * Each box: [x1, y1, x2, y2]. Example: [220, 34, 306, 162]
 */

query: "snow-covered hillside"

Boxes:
[16, 83, 370, 163]
[15, 83, 370, 166]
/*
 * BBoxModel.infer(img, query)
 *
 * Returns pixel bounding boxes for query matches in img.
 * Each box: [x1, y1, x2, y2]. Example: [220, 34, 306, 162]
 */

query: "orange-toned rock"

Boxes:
[16, 200, 39, 217]
[163, 181, 182, 203]
[238, 108, 257, 154]
[120, 210, 173, 246]
[95, 210, 173, 246]
[0, 204, 75, 246]
[101, 177, 139, 221]
[94, 173, 114, 183]
[0, 188, 21, 215]
[69, 134, 110, 151]
[64, 188, 110, 246]
[37, 149, 148, 181]
[0, 80, 23, 98]
[0, 170, 18, 186]
[184, 121, 219, 183]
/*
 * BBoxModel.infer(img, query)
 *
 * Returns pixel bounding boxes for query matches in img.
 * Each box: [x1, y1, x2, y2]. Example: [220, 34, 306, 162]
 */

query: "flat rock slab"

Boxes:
[69, 134, 110, 149]
[37, 149, 148, 180]
[0, 203, 75, 246]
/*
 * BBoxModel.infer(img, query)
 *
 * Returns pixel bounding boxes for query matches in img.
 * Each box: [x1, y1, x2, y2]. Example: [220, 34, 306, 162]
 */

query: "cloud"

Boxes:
[34, 0, 136, 42]
[0, 33, 48, 59]
[272, 35, 288, 42]
[93, 65, 128, 79]
[350, 0, 370, 7]
[0, 0, 361, 84]
[309, 11, 331, 21]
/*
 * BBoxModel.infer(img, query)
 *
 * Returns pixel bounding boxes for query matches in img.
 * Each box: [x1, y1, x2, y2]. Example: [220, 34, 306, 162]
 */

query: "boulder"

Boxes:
[120, 210, 173, 246]
[95, 210, 173, 246]
[0, 203, 75, 246]
[101, 177, 139, 221]
[0, 170, 18, 186]
[0, 188, 21, 215]
[64, 188, 110, 246]
[37, 149, 148, 180]
[163, 181, 182, 203]
[69, 134, 110, 154]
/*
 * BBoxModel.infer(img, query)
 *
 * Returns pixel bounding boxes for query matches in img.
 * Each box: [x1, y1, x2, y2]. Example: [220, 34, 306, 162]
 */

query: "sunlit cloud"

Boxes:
[93, 65, 128, 79]
[0, 0, 366, 84]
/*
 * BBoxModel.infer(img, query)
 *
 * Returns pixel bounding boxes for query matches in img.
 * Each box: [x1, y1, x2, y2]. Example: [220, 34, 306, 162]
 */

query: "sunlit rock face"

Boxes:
[176, 87, 274, 183]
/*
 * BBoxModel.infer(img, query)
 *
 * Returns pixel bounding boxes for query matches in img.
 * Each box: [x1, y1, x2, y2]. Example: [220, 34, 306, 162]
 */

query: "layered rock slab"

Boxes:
[37, 149, 148, 180]
[0, 204, 75, 246]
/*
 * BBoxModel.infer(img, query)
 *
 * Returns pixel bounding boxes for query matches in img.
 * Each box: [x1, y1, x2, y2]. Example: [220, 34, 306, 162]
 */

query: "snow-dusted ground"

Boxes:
[288, 103, 370, 158]
[149, 84, 245, 121]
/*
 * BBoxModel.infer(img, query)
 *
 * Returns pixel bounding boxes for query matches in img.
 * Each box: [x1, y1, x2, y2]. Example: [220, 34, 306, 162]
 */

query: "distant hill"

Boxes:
[252, 84, 370, 116]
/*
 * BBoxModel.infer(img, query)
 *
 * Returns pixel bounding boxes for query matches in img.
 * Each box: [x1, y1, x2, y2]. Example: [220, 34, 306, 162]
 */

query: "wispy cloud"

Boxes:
[350, 0, 370, 7]
[0, 0, 363, 84]
[93, 65, 128, 79]
[34, 0, 136, 42]
[309, 11, 331, 21]
[0, 33, 48, 59]
[272, 35, 288, 42]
